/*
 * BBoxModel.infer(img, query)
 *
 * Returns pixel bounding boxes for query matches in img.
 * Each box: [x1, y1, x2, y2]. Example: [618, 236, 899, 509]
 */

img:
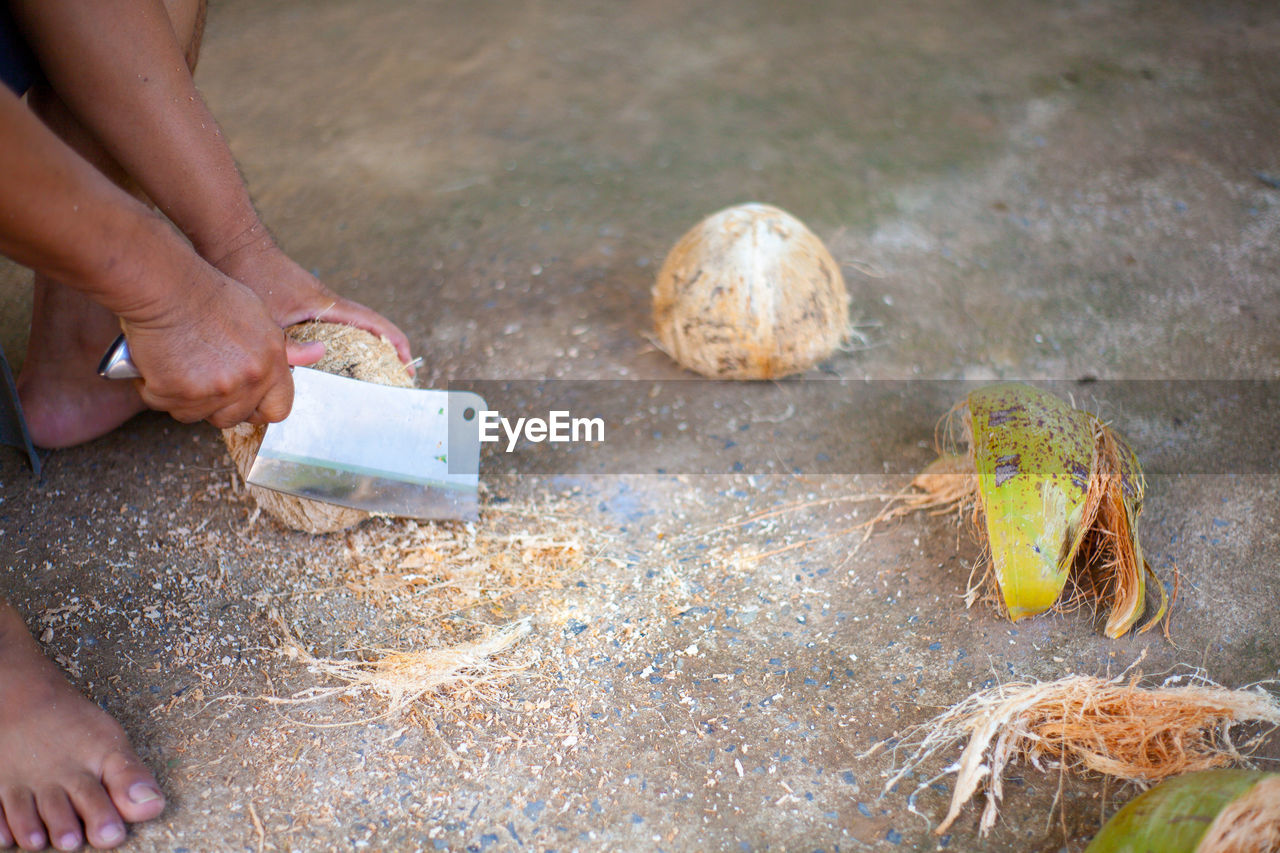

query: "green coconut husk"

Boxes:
[1086, 769, 1280, 853]
[873, 383, 1168, 637]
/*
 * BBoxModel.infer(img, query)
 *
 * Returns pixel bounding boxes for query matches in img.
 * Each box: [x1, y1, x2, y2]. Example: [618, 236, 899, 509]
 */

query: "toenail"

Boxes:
[128, 783, 162, 804]
[57, 831, 81, 850]
[98, 822, 125, 844]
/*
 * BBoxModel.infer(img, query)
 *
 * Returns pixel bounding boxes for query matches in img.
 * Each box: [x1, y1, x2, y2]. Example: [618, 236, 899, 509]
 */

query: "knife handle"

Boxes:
[98, 333, 141, 379]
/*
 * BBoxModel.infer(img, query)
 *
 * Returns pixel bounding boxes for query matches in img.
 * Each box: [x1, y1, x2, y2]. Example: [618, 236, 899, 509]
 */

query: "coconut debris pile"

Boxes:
[868, 665, 1280, 837]
[265, 501, 591, 720]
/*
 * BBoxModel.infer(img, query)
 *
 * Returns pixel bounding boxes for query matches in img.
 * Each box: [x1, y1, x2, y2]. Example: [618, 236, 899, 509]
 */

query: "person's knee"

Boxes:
[163, 0, 207, 73]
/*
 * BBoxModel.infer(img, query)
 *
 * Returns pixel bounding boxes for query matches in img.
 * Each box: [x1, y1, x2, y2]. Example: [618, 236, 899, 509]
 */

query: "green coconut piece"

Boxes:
[964, 383, 1164, 635]
[1086, 769, 1278, 853]
[888, 382, 1166, 635]
[967, 383, 1096, 621]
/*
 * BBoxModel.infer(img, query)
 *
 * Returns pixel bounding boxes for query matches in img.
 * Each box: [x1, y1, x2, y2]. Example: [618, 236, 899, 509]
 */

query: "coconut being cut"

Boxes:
[653, 202, 850, 379]
[223, 321, 413, 534]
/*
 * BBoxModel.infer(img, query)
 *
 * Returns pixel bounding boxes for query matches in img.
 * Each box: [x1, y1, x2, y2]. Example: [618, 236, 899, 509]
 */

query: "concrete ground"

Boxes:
[3, 0, 1279, 850]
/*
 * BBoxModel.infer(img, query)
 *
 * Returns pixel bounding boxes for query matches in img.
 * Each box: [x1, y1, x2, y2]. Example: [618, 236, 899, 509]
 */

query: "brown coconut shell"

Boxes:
[652, 202, 849, 379]
[222, 321, 413, 534]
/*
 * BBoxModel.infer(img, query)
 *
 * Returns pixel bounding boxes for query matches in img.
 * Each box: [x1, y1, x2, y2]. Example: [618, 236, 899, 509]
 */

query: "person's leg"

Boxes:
[0, 600, 165, 851]
[15, 0, 207, 449]
[5, 6, 202, 847]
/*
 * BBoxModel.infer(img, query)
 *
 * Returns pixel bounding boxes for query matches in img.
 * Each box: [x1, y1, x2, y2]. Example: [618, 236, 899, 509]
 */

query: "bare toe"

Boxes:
[34, 789, 81, 851]
[100, 752, 164, 825]
[2, 605, 165, 850]
[0, 789, 46, 851]
[66, 775, 126, 849]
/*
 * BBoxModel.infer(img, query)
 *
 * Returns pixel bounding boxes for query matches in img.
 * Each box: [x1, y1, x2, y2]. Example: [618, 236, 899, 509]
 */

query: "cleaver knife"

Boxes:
[99, 334, 486, 521]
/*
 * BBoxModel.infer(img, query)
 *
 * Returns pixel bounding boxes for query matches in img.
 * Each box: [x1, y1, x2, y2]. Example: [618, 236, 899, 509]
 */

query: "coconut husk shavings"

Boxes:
[265, 503, 588, 720]
[869, 667, 1280, 837]
[341, 511, 582, 610]
[271, 612, 531, 719]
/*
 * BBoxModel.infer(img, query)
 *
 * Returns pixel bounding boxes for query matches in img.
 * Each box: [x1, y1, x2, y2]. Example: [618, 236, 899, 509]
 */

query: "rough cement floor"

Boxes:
[2, 0, 1279, 850]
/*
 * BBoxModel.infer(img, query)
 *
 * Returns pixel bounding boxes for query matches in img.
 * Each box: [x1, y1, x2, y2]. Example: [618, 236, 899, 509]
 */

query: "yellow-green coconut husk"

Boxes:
[1087, 769, 1280, 853]
[222, 321, 412, 534]
[897, 382, 1168, 637]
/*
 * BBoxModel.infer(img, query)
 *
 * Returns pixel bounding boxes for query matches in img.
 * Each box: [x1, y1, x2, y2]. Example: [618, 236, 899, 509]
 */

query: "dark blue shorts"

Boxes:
[0, 5, 41, 96]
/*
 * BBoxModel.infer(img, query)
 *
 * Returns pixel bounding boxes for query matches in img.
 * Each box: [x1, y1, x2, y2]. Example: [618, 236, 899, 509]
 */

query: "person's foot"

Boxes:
[16, 369, 146, 450]
[16, 276, 145, 449]
[0, 603, 165, 850]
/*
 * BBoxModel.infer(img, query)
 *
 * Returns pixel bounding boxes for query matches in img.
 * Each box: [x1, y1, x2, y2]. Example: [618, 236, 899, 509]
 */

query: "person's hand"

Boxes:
[210, 227, 414, 371]
[119, 262, 325, 428]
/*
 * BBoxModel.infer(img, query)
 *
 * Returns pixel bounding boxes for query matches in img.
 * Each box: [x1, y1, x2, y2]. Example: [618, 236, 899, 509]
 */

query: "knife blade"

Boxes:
[98, 333, 485, 520]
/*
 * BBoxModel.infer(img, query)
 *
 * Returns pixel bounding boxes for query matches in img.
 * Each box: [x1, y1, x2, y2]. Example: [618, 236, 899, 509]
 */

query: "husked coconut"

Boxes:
[652, 202, 849, 379]
[222, 321, 412, 534]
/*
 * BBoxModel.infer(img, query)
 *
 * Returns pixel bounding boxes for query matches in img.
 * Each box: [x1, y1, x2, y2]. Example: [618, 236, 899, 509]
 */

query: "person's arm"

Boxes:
[0, 85, 320, 427]
[10, 0, 413, 365]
